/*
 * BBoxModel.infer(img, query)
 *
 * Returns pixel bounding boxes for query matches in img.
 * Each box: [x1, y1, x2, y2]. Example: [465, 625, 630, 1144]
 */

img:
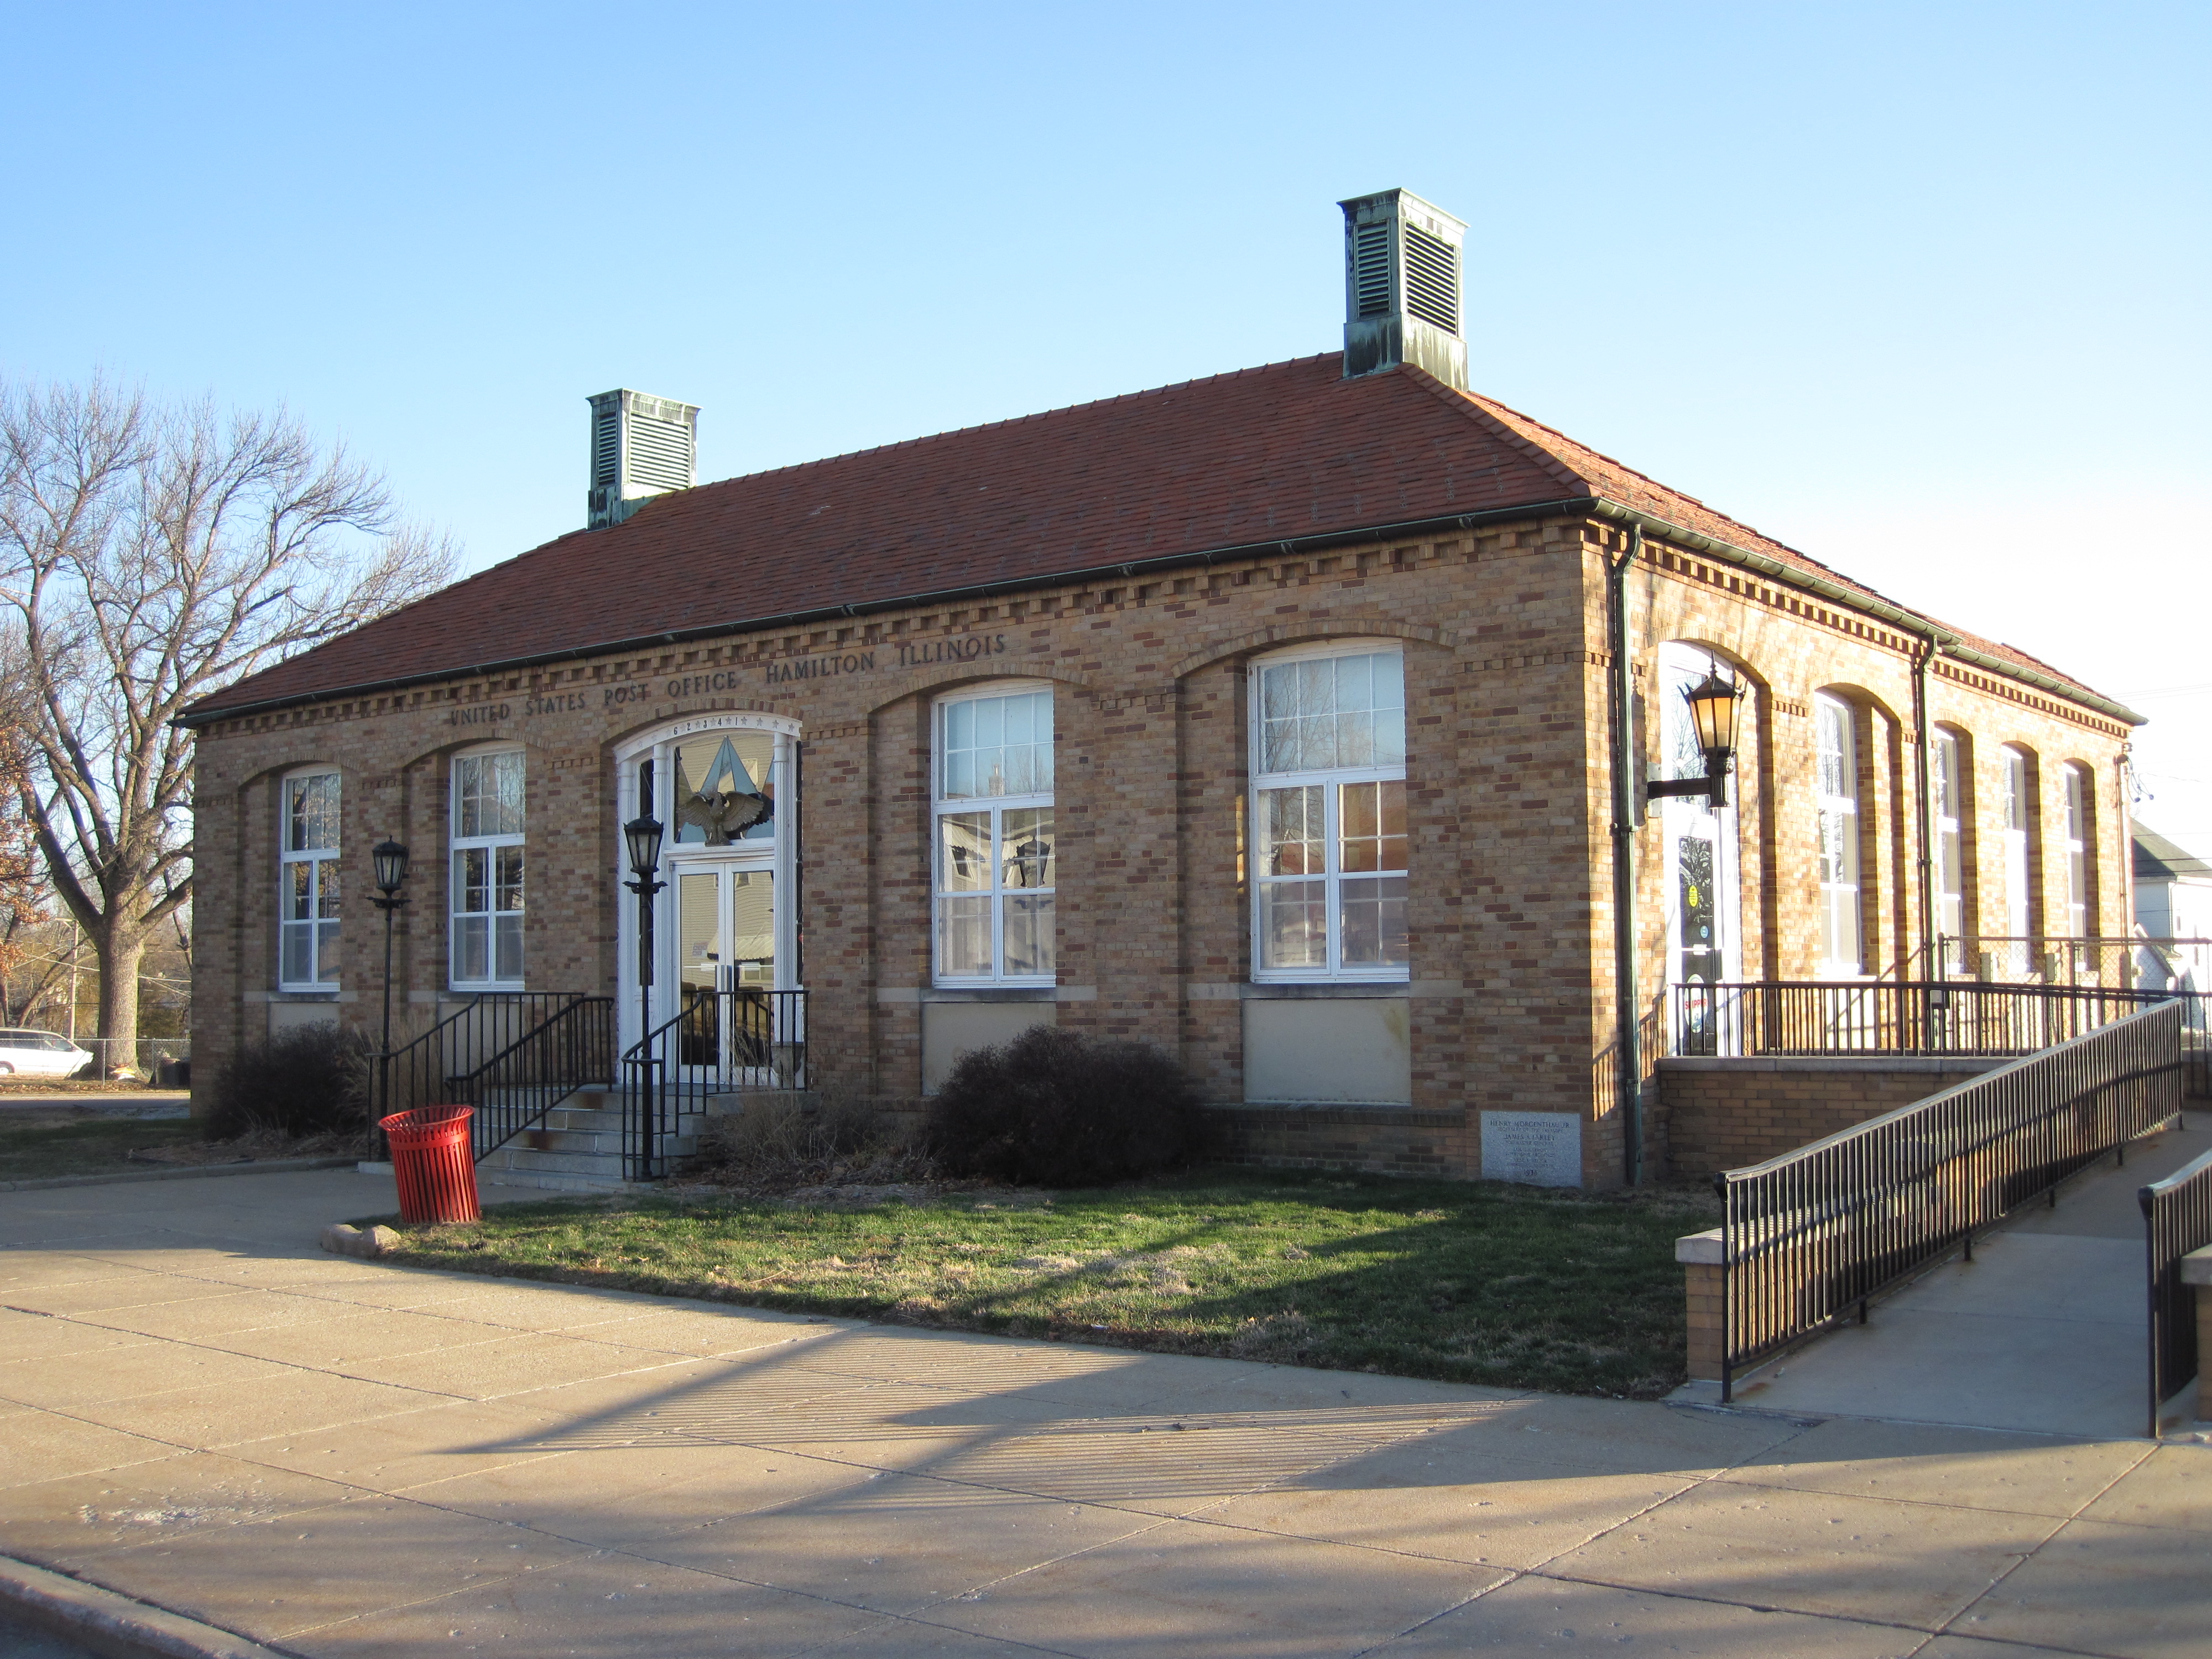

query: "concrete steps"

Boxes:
[473, 1086, 705, 1193]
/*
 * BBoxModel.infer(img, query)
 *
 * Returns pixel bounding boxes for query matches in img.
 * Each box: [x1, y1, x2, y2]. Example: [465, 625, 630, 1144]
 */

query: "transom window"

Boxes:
[934, 685, 1055, 985]
[1815, 695, 1862, 977]
[1251, 646, 1408, 980]
[451, 749, 524, 988]
[279, 769, 340, 989]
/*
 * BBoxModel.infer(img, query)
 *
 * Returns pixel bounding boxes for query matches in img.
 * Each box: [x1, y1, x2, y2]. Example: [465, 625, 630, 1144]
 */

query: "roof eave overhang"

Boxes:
[1586, 500, 2146, 729]
[176, 494, 2145, 731]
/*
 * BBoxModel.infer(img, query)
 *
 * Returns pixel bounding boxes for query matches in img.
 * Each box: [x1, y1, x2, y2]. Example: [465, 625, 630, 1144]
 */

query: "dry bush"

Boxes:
[685, 1090, 935, 1193]
[926, 1026, 1206, 1187]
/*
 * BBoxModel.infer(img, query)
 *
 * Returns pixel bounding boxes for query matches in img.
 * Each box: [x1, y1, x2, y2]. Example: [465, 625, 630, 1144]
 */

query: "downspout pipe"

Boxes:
[1608, 528, 1645, 1186]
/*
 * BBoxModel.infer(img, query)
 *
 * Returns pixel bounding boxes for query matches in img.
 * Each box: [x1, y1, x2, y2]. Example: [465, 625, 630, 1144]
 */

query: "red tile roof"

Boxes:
[183, 353, 2120, 722]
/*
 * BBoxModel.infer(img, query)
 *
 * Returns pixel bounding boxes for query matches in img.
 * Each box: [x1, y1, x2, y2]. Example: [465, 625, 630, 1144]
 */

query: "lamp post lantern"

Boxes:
[1647, 666, 1747, 810]
[368, 839, 411, 1157]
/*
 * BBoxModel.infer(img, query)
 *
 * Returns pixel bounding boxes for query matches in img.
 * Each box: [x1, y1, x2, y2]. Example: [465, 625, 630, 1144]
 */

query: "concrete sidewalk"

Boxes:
[1718, 1113, 2212, 1439]
[3, 1171, 2208, 1657]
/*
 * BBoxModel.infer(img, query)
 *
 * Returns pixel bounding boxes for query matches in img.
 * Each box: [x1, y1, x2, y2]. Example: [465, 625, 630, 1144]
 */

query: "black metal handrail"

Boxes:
[446, 997, 617, 1161]
[620, 987, 807, 1180]
[2140, 1146, 2212, 1437]
[1674, 979, 2204, 1060]
[369, 992, 596, 1156]
[1713, 999, 2184, 1400]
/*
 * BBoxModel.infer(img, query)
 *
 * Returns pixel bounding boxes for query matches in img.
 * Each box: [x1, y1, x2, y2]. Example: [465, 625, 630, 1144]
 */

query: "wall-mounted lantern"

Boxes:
[1647, 667, 1747, 810]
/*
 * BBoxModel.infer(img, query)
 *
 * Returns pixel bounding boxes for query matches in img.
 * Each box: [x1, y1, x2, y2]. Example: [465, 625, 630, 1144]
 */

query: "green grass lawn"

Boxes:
[374, 1168, 1720, 1398]
[0, 1118, 205, 1181]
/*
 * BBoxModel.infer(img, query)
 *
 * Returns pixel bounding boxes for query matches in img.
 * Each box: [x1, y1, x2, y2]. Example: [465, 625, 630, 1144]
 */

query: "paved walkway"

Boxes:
[1718, 1113, 2212, 1439]
[2, 1171, 2208, 1657]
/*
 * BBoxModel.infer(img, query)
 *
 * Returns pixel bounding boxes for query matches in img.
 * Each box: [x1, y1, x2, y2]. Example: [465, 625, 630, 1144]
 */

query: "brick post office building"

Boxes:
[180, 190, 2143, 1190]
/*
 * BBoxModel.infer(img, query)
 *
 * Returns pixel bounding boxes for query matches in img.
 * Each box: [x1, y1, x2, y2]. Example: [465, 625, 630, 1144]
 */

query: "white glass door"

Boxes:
[668, 859, 775, 1074]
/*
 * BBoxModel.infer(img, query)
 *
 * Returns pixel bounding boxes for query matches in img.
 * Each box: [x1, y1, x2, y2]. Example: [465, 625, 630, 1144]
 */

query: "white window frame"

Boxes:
[278, 768, 342, 991]
[932, 681, 1056, 988]
[1249, 642, 1410, 984]
[1932, 728, 1966, 970]
[2000, 746, 2032, 940]
[2063, 763, 2091, 937]
[1815, 694, 1863, 977]
[450, 747, 526, 990]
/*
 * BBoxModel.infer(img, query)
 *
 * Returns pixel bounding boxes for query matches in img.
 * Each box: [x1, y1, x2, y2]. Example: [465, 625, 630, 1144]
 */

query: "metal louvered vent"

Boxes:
[625, 414, 693, 492]
[1352, 221, 1393, 319]
[1402, 223, 1460, 335]
[591, 405, 621, 489]
[586, 388, 699, 529]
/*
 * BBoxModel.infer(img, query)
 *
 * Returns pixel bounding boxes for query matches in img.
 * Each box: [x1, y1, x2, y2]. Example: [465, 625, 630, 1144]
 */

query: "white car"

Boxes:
[0, 1030, 94, 1078]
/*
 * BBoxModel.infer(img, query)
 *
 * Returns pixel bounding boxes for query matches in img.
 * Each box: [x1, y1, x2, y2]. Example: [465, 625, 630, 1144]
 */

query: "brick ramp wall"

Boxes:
[1660, 1057, 2004, 1177]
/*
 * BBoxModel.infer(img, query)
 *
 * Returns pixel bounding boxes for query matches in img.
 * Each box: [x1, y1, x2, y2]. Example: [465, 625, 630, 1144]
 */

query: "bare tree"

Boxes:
[0, 379, 453, 1064]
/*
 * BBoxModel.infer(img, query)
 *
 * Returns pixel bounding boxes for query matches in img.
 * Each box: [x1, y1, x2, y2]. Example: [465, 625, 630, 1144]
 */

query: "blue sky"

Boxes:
[7, 2, 2208, 839]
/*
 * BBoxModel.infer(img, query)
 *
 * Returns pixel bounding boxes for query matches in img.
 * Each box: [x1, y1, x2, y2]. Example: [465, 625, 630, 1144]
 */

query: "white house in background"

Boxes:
[2132, 824, 2212, 991]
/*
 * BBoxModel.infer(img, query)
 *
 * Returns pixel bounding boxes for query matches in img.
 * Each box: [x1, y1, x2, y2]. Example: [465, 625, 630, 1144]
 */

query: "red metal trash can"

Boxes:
[379, 1105, 482, 1224]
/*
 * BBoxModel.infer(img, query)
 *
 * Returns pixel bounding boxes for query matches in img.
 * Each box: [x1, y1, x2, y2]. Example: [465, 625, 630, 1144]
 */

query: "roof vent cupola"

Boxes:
[587, 389, 700, 529]
[1338, 190, 1467, 390]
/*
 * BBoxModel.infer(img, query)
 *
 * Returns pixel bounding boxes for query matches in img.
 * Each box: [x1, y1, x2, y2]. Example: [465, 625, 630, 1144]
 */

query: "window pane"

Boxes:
[316, 860, 341, 921]
[456, 916, 488, 984]
[1001, 808, 1055, 890]
[288, 774, 338, 852]
[1004, 894, 1055, 978]
[939, 813, 991, 891]
[1340, 875, 1408, 967]
[1259, 653, 1402, 774]
[494, 844, 524, 911]
[456, 848, 488, 914]
[942, 690, 1052, 800]
[937, 895, 993, 977]
[1261, 786, 1324, 877]
[281, 921, 311, 984]
[1259, 880, 1328, 969]
[1339, 780, 1407, 873]
[1817, 702, 1849, 799]
[495, 914, 523, 982]
[316, 920, 340, 983]
[289, 860, 313, 920]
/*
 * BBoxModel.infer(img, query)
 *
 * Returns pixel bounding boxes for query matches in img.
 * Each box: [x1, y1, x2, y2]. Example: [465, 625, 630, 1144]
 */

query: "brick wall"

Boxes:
[1204, 1104, 1472, 1177]
[187, 510, 2134, 1189]
[1659, 1056, 2004, 1176]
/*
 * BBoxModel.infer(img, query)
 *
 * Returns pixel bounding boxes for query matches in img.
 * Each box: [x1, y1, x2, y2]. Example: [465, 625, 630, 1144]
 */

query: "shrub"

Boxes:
[926, 1025, 1206, 1187]
[205, 1023, 374, 1142]
[689, 1089, 931, 1192]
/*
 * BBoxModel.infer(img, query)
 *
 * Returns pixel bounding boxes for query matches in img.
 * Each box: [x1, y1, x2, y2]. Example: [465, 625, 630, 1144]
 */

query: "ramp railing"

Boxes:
[1714, 999, 2184, 1400]
[2140, 1147, 2212, 1437]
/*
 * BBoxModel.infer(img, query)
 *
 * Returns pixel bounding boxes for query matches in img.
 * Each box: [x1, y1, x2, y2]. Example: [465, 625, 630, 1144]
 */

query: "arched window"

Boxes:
[451, 748, 524, 988]
[2063, 763, 2093, 937]
[278, 768, 341, 989]
[1932, 728, 1966, 969]
[1999, 746, 2033, 940]
[1251, 644, 1408, 980]
[934, 682, 1055, 985]
[1815, 695, 1861, 976]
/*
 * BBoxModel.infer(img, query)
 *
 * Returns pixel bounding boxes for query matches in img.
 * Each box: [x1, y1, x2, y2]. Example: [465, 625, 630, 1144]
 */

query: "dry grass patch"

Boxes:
[373, 1167, 1719, 1399]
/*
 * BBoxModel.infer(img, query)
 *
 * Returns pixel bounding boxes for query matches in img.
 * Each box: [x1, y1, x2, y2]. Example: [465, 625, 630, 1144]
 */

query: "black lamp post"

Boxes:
[1647, 667, 1747, 809]
[623, 814, 665, 1176]
[368, 838, 410, 1157]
